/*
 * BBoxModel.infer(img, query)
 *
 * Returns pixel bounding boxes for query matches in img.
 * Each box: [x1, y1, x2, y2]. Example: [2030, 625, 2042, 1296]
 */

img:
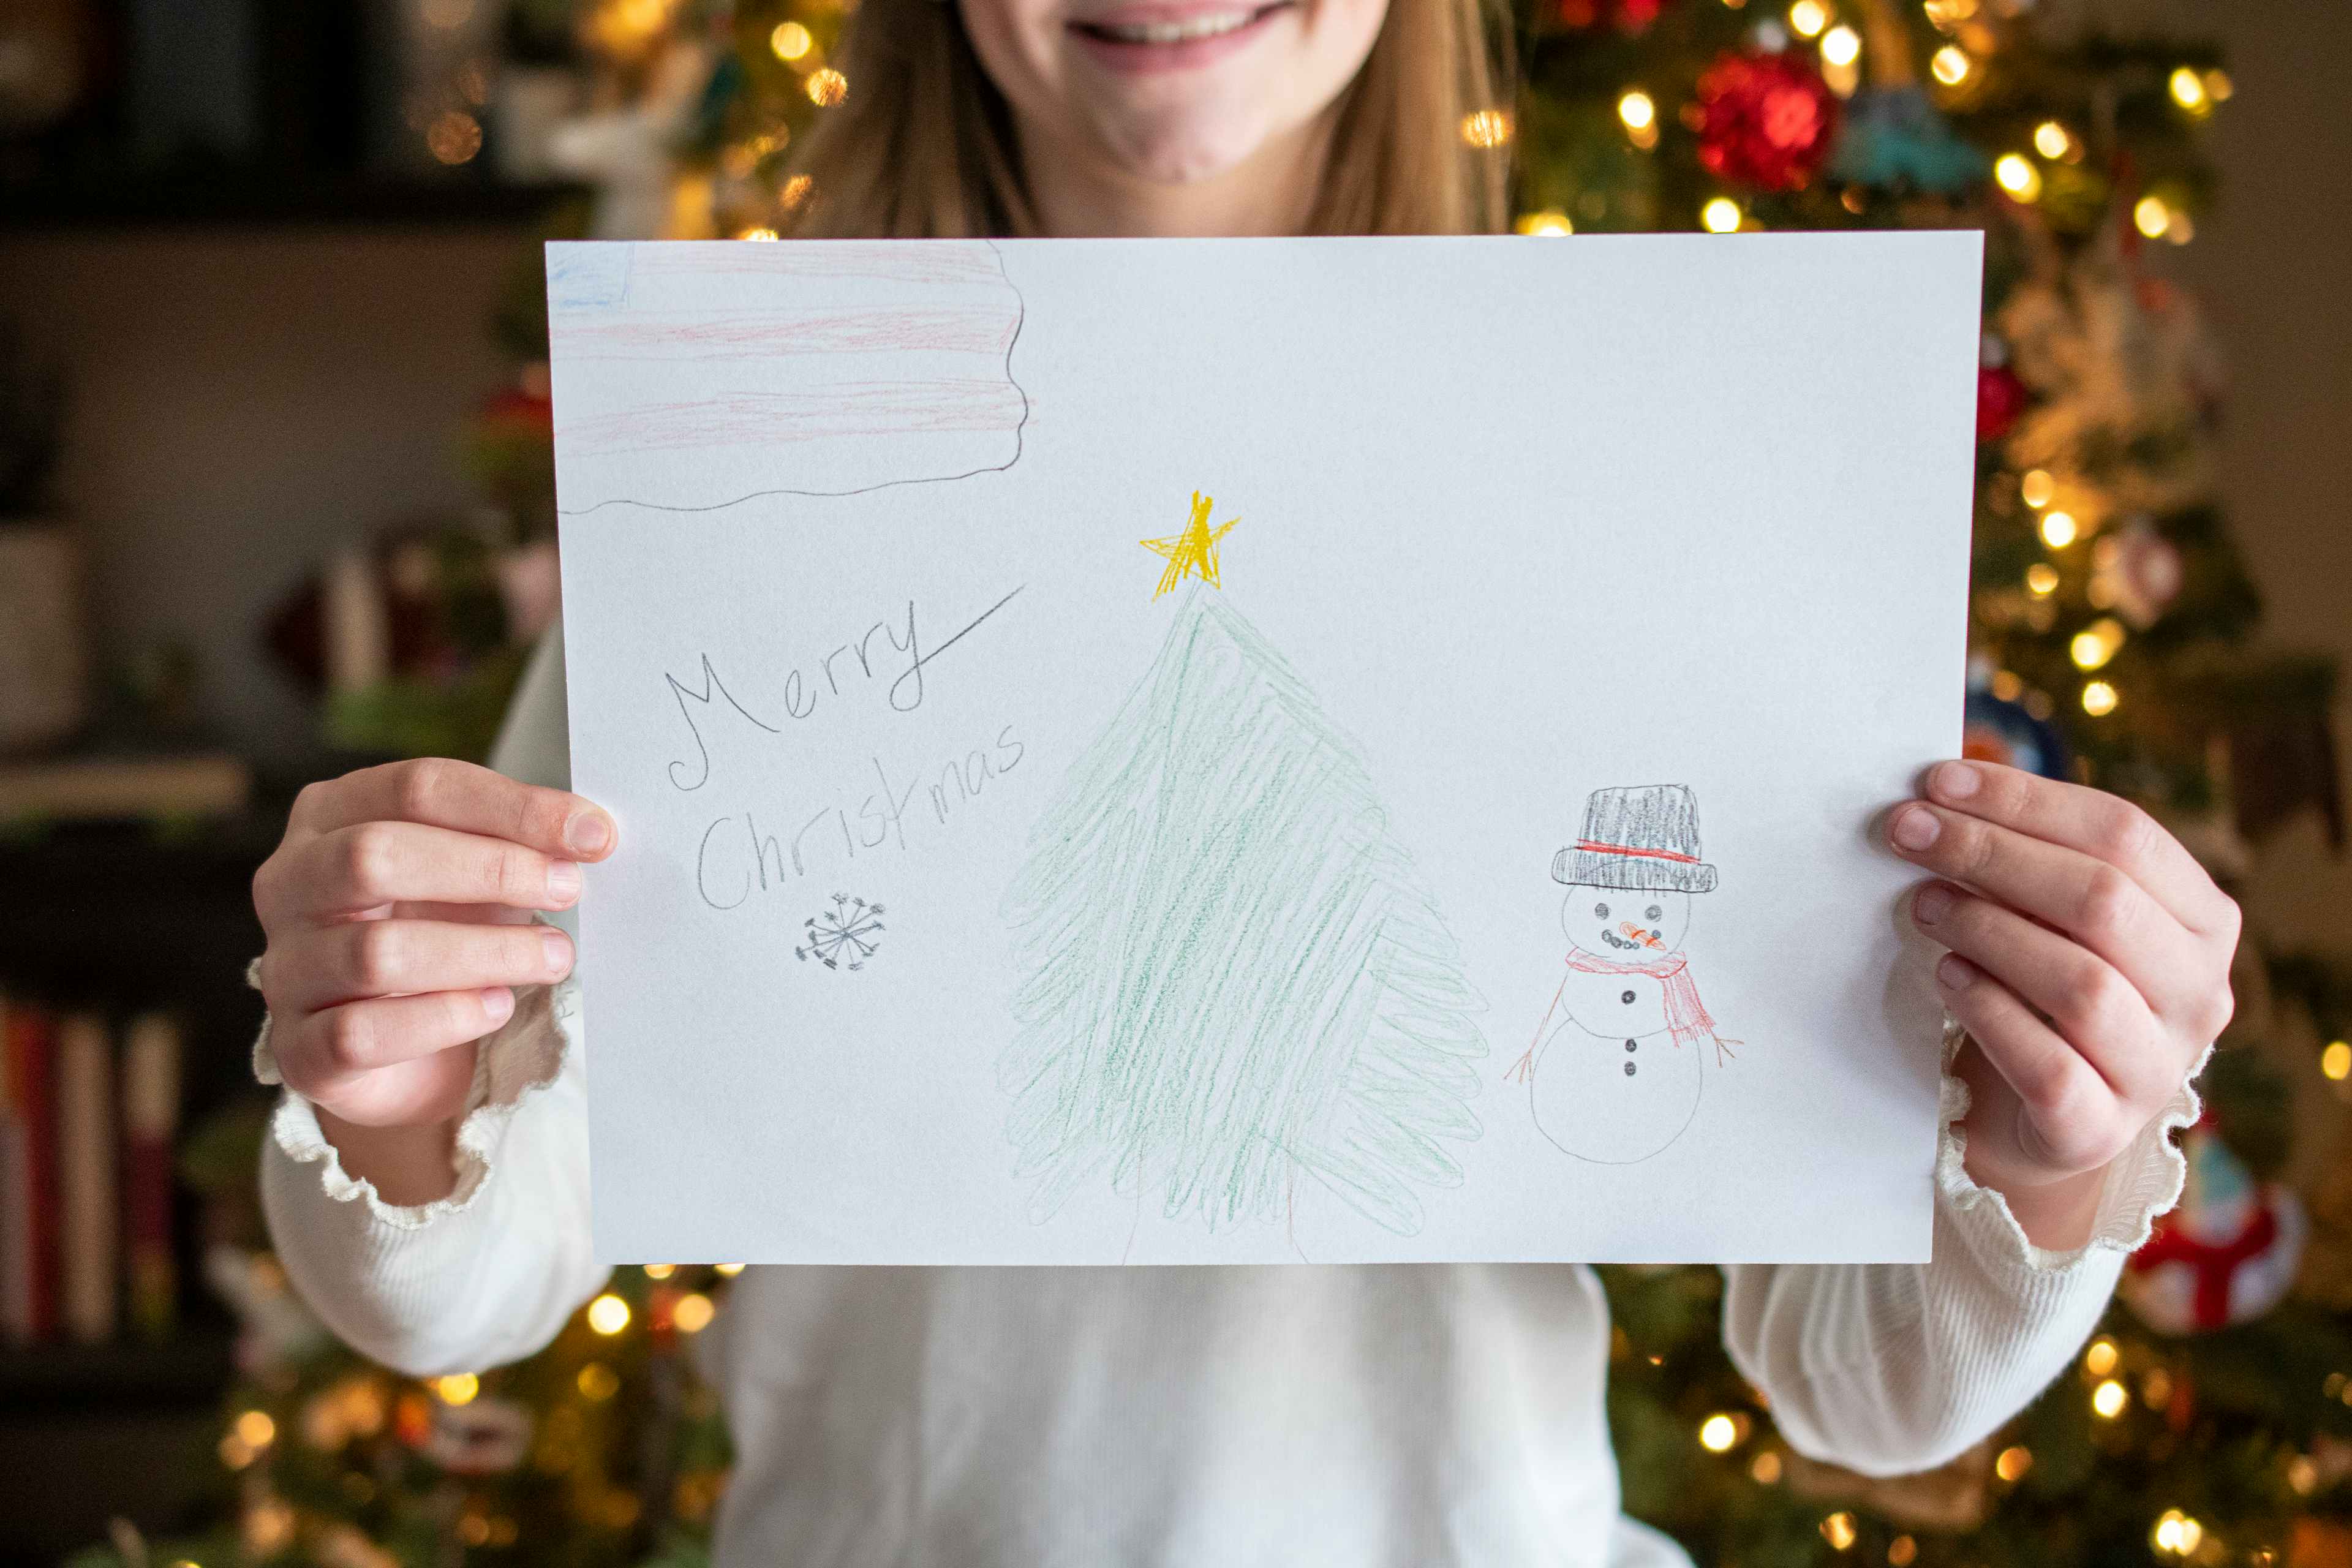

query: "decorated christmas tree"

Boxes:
[89, 1, 2349, 1562]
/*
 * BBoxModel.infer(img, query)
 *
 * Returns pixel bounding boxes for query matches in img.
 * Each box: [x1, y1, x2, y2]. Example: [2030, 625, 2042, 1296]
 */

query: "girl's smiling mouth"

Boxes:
[1068, 2, 1298, 72]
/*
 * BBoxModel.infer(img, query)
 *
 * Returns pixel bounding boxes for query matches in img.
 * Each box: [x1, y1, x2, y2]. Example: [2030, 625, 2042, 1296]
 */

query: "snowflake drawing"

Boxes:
[796, 893, 886, 970]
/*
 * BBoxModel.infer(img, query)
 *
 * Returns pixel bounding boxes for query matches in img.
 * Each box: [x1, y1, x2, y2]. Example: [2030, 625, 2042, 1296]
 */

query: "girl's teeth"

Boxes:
[1098, 10, 1258, 43]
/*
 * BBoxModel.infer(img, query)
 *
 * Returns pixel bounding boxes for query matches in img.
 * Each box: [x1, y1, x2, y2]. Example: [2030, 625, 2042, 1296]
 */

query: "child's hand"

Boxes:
[251, 760, 618, 1132]
[1887, 760, 2239, 1248]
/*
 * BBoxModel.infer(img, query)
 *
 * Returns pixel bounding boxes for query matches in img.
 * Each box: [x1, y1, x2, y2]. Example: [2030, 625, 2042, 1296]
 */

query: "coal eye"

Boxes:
[1594, 903, 1610, 919]
[1646, 904, 1662, 922]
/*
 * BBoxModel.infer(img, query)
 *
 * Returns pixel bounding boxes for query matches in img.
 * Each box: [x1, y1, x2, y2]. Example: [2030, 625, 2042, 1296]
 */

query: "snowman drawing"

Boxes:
[1504, 784, 1741, 1165]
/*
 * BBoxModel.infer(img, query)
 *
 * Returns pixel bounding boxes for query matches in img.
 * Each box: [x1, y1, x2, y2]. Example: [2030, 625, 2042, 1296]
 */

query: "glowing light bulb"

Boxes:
[2153, 1510, 2204, 1556]
[2169, 66, 2208, 111]
[1699, 1414, 1740, 1452]
[1618, 89, 1657, 130]
[2323, 1041, 2351, 1080]
[2032, 120, 2072, 159]
[2135, 196, 2171, 238]
[714, 1262, 747, 1276]
[1931, 45, 1970, 85]
[1996, 1445, 2034, 1482]
[2092, 1376, 2129, 1415]
[434, 1372, 480, 1406]
[1820, 24, 1860, 65]
[2070, 618, 2124, 670]
[2204, 68, 2234, 102]
[2085, 1336, 2120, 1376]
[2081, 681, 2119, 718]
[577, 1361, 620, 1400]
[587, 1292, 632, 1335]
[1821, 1512, 1858, 1550]
[235, 1409, 277, 1449]
[1461, 108, 1512, 148]
[1751, 1450, 1784, 1483]
[2025, 564, 2059, 597]
[2040, 510, 2078, 548]
[1702, 197, 1744, 233]
[1515, 210, 1574, 236]
[2020, 469, 2056, 508]
[806, 67, 848, 107]
[674, 1292, 717, 1333]
[770, 21, 813, 61]
[1789, 0, 1829, 37]
[643, 1264, 676, 1280]
[1994, 153, 2043, 202]
[736, 226, 780, 241]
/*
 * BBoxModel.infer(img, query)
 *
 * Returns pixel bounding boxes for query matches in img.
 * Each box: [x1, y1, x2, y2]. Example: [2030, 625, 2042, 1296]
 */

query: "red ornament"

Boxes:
[1975, 363, 2029, 443]
[1556, 0, 1671, 31]
[1692, 50, 1841, 193]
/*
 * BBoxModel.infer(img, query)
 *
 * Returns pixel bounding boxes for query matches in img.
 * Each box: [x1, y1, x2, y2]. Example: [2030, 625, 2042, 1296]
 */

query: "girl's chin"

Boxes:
[1085, 107, 1294, 185]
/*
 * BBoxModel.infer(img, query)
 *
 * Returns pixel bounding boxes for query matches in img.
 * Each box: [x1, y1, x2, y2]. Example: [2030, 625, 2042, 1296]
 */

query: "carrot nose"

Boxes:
[1621, 921, 1662, 949]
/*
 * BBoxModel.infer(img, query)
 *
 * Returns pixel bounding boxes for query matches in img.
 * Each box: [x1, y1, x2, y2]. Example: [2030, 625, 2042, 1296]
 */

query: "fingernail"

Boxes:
[1932, 760, 1981, 801]
[542, 930, 573, 976]
[1913, 884, 1953, 927]
[565, 811, 612, 855]
[546, 861, 582, 902]
[1937, 954, 1980, 990]
[483, 987, 515, 1025]
[1892, 806, 1942, 852]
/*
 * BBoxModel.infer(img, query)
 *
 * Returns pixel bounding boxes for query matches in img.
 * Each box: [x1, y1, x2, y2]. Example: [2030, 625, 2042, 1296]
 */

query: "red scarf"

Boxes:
[1564, 948, 1738, 1061]
[1505, 948, 1740, 1082]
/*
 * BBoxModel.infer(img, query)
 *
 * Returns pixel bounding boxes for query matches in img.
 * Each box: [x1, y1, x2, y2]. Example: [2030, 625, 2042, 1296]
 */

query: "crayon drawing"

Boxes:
[997, 503, 1486, 1239]
[548, 239, 1030, 512]
[1506, 784, 1742, 1165]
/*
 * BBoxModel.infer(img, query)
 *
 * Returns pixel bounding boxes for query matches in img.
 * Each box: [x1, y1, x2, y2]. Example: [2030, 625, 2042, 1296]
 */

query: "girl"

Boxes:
[249, 2, 2236, 1561]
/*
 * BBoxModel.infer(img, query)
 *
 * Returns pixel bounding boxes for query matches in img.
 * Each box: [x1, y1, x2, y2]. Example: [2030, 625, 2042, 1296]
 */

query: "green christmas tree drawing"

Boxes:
[998, 494, 1486, 1237]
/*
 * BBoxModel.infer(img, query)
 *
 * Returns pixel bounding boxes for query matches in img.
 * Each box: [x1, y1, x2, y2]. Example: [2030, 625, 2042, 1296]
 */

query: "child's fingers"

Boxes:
[1934, 954, 2129, 1176]
[1887, 802, 2203, 1001]
[267, 919, 572, 1014]
[291, 758, 616, 862]
[1911, 883, 2176, 1109]
[256, 821, 582, 927]
[276, 987, 514, 1097]
[1918, 760, 2229, 934]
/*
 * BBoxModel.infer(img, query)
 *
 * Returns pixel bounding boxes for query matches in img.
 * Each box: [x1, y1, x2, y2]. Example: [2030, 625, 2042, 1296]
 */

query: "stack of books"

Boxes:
[0, 1001, 183, 1346]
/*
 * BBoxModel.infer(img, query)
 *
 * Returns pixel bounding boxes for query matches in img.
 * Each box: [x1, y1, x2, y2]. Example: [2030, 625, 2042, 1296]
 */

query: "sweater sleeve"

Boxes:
[256, 627, 608, 1378]
[1718, 1022, 2206, 1477]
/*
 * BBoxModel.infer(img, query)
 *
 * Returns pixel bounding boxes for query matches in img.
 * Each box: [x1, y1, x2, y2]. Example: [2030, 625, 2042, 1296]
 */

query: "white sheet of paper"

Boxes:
[548, 234, 1980, 1267]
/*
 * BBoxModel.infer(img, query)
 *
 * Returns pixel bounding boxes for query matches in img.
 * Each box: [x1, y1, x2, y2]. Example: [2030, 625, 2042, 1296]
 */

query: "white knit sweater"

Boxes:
[257, 629, 2201, 1568]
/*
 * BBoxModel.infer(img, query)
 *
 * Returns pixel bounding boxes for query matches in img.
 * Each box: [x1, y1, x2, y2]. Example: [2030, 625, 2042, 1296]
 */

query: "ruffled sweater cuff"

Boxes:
[1932, 1017, 2208, 1276]
[248, 957, 577, 1232]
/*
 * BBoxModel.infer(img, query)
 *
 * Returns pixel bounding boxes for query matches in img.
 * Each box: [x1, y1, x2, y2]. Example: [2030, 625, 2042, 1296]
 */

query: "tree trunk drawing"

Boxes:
[998, 585, 1485, 1237]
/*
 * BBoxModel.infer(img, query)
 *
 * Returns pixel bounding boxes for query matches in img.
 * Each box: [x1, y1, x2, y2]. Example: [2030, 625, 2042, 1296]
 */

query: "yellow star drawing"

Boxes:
[1139, 491, 1240, 599]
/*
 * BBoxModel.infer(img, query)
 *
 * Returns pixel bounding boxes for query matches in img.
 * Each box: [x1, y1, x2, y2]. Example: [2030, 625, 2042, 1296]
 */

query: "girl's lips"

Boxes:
[1067, 1, 1294, 74]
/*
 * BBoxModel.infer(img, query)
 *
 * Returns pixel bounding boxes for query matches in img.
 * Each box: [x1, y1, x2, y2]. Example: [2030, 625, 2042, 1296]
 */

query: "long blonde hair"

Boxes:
[781, 0, 1513, 238]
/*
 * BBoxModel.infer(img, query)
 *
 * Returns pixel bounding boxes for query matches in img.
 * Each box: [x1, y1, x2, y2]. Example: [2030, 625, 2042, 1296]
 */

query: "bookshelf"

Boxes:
[0, 812, 283, 1557]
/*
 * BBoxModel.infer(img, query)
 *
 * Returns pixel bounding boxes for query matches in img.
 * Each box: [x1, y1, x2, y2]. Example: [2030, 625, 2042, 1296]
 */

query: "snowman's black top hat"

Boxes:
[1551, 783, 1719, 894]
